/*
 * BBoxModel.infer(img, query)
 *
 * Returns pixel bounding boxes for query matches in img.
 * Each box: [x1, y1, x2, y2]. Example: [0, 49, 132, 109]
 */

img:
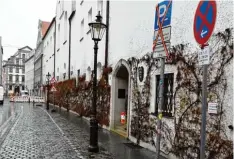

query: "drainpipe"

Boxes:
[40, 53, 43, 97]
[105, 0, 110, 83]
[68, 11, 75, 80]
[54, 18, 56, 78]
[68, 19, 71, 79]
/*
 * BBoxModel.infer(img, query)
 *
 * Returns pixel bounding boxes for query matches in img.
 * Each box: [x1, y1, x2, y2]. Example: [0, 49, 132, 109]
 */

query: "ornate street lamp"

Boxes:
[46, 72, 51, 110]
[88, 11, 107, 153]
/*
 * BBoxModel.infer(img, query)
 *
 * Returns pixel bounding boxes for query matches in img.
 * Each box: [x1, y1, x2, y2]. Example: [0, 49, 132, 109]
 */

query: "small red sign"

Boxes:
[50, 86, 57, 92]
[50, 77, 57, 84]
[193, 0, 217, 45]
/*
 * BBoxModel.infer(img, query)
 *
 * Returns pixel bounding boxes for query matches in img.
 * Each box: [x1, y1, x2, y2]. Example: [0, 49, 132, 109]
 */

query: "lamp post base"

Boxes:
[88, 117, 99, 153]
[88, 145, 99, 153]
[51, 109, 56, 113]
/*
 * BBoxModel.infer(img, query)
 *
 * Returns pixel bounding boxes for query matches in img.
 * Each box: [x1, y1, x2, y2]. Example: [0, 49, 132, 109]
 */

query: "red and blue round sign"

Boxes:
[193, 0, 217, 45]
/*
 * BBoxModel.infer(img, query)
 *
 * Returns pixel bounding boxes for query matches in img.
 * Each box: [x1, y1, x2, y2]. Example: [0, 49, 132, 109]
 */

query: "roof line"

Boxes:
[42, 17, 56, 40]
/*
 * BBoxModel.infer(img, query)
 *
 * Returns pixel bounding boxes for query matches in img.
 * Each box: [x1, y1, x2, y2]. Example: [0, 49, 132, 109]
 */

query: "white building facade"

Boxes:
[25, 49, 35, 95]
[51, 0, 233, 156]
[42, 18, 56, 84]
[3, 46, 32, 95]
[55, 1, 73, 81]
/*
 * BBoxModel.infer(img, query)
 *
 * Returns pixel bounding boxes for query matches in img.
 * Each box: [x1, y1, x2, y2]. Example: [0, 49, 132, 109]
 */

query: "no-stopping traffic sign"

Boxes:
[193, 0, 217, 45]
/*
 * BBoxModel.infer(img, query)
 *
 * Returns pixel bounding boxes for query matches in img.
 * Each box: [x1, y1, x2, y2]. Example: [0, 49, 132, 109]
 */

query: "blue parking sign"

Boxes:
[154, 0, 172, 30]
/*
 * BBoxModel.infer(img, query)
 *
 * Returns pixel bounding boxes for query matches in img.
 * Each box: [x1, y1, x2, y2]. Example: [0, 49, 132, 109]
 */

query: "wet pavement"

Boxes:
[0, 100, 21, 146]
[0, 100, 15, 127]
[49, 105, 167, 159]
[0, 100, 166, 159]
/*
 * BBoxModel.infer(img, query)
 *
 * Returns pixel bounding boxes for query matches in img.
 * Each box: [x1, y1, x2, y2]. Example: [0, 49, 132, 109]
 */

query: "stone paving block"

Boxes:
[0, 104, 85, 159]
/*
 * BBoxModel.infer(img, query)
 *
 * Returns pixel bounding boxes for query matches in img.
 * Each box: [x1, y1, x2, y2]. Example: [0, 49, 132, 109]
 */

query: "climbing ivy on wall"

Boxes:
[128, 28, 233, 158]
[51, 67, 112, 127]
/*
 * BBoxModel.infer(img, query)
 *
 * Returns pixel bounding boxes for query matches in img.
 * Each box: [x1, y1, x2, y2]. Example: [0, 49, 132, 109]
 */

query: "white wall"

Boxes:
[25, 56, 34, 94]
[108, 1, 233, 66]
[107, 0, 233, 153]
[70, 0, 106, 79]
[42, 21, 55, 84]
[55, 1, 72, 81]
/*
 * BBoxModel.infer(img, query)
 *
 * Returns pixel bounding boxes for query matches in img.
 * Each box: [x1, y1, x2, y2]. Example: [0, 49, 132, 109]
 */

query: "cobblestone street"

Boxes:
[0, 101, 165, 159]
[0, 101, 112, 159]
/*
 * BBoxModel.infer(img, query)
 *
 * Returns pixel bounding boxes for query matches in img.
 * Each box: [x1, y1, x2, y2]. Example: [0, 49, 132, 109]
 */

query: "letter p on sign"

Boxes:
[154, 0, 172, 30]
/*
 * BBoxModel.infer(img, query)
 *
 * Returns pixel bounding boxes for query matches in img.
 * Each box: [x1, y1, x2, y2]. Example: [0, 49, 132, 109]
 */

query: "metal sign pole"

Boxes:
[200, 47, 208, 159]
[53, 91, 55, 110]
[153, 1, 172, 158]
[156, 57, 165, 158]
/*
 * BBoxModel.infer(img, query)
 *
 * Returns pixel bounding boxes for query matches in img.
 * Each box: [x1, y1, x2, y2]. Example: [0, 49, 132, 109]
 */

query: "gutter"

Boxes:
[40, 54, 43, 86]
[68, 11, 76, 80]
[105, 0, 110, 83]
[54, 19, 56, 78]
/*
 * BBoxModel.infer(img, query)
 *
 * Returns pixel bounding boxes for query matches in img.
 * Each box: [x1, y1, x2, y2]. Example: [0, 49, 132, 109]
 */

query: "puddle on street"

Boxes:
[0, 103, 15, 127]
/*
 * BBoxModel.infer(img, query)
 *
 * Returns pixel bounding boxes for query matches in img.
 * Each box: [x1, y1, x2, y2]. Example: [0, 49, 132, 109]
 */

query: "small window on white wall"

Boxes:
[86, 67, 91, 81]
[64, 63, 66, 69]
[64, 11, 67, 42]
[80, 19, 84, 40]
[97, 62, 102, 80]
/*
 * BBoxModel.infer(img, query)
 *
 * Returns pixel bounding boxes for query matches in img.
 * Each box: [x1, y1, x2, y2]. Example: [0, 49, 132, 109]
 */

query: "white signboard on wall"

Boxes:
[198, 47, 210, 66]
[208, 102, 218, 114]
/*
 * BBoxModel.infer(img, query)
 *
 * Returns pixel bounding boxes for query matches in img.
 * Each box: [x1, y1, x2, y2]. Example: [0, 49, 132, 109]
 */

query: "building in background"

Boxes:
[42, 17, 56, 86]
[3, 46, 32, 95]
[25, 49, 35, 95]
[34, 20, 50, 96]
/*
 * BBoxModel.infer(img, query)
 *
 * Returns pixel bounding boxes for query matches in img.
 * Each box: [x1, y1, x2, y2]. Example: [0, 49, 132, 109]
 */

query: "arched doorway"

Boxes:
[111, 59, 131, 137]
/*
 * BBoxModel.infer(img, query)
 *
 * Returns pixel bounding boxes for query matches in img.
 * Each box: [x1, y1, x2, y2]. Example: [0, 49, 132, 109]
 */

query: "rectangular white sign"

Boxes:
[198, 47, 210, 66]
[153, 26, 171, 44]
[153, 43, 170, 58]
[208, 102, 218, 114]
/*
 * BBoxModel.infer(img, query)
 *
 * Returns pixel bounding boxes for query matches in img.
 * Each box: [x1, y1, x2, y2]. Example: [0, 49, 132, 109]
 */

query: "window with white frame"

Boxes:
[97, 0, 103, 16]
[80, 19, 84, 40]
[155, 73, 174, 117]
[16, 75, 19, 82]
[64, 11, 67, 42]
[9, 67, 13, 73]
[9, 75, 12, 82]
[16, 58, 19, 65]
[64, 63, 66, 69]
[16, 68, 19, 73]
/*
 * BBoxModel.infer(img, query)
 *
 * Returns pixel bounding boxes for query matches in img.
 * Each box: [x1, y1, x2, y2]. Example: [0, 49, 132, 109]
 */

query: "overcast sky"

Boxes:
[0, 0, 57, 60]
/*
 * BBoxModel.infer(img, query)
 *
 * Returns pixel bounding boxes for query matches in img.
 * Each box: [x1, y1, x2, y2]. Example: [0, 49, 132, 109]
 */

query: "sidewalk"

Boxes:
[50, 105, 167, 159]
